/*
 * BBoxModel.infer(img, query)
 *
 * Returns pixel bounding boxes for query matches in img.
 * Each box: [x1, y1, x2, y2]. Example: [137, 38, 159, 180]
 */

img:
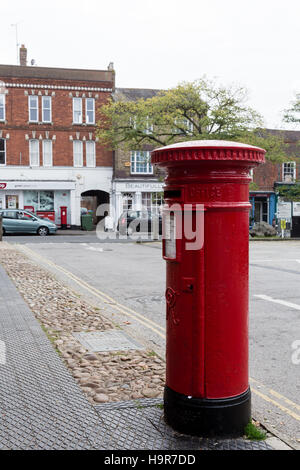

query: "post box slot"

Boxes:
[164, 189, 181, 199]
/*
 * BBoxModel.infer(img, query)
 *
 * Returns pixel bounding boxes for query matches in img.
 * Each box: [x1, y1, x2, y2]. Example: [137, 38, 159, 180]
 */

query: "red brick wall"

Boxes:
[0, 76, 113, 167]
[252, 159, 280, 191]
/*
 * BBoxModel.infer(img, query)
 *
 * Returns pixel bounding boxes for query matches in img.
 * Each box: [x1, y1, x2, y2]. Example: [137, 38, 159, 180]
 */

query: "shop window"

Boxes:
[142, 192, 164, 214]
[39, 191, 54, 211]
[42, 96, 52, 123]
[0, 138, 5, 165]
[283, 162, 296, 182]
[24, 191, 39, 212]
[86, 98, 95, 124]
[0, 94, 5, 121]
[122, 193, 134, 211]
[23, 191, 54, 212]
[6, 195, 19, 209]
[86, 141, 96, 167]
[29, 95, 38, 122]
[130, 151, 153, 174]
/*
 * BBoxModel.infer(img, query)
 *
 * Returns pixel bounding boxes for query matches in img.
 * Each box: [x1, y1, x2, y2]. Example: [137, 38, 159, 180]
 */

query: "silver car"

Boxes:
[0, 209, 57, 236]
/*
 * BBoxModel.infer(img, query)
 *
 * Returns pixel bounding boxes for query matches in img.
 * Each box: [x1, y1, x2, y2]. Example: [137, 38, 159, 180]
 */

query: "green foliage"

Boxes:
[244, 421, 267, 441]
[249, 182, 259, 191]
[96, 77, 289, 163]
[276, 184, 300, 202]
[283, 93, 300, 123]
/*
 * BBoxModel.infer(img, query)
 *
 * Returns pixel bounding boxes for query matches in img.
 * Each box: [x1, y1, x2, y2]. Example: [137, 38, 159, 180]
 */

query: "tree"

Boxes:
[283, 94, 300, 124]
[97, 77, 288, 162]
[276, 184, 300, 202]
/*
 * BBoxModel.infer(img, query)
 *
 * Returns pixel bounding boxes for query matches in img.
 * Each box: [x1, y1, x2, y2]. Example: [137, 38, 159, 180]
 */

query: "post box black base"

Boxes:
[164, 386, 251, 437]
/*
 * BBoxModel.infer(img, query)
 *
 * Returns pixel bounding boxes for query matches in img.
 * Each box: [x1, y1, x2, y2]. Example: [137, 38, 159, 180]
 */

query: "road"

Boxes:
[3, 233, 300, 448]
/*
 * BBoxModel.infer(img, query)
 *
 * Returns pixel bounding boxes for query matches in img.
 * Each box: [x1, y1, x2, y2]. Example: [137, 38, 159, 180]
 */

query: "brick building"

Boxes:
[0, 45, 114, 228]
[251, 130, 300, 226]
[111, 88, 165, 226]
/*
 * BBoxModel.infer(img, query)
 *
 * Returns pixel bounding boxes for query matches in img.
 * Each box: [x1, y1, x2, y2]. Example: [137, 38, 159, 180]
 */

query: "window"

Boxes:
[0, 94, 5, 121]
[0, 138, 5, 165]
[29, 139, 39, 166]
[86, 98, 95, 124]
[73, 98, 82, 124]
[29, 95, 39, 122]
[283, 162, 296, 182]
[39, 191, 54, 211]
[142, 192, 164, 213]
[173, 118, 193, 134]
[42, 96, 52, 123]
[86, 141, 95, 167]
[73, 140, 83, 167]
[122, 193, 134, 211]
[23, 190, 54, 211]
[42, 140, 53, 167]
[144, 116, 153, 134]
[130, 151, 153, 174]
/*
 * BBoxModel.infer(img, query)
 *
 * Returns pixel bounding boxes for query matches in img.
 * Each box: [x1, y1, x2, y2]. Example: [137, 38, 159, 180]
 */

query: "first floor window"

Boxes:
[0, 138, 5, 165]
[73, 97, 82, 124]
[29, 139, 39, 166]
[0, 94, 5, 121]
[29, 95, 38, 122]
[283, 162, 296, 182]
[86, 98, 95, 124]
[42, 140, 53, 166]
[42, 96, 52, 122]
[130, 151, 153, 174]
[86, 141, 96, 167]
[73, 140, 83, 167]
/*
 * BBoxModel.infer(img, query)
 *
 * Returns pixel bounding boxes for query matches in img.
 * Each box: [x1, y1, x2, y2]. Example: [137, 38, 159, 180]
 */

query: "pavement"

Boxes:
[0, 248, 290, 451]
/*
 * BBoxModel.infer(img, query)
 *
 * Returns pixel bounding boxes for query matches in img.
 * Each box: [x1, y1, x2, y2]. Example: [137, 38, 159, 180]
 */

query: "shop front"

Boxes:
[0, 181, 75, 227]
[249, 191, 276, 227]
[112, 180, 164, 227]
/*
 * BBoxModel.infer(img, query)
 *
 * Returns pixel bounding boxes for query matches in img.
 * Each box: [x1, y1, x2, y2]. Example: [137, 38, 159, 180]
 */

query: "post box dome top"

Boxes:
[151, 139, 266, 166]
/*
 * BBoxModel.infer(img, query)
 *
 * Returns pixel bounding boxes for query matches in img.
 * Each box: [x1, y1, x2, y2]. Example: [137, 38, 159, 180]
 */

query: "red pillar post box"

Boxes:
[60, 206, 67, 229]
[151, 140, 265, 437]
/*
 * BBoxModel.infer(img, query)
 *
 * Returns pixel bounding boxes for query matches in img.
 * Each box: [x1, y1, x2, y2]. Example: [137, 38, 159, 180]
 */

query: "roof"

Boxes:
[114, 87, 161, 101]
[265, 128, 300, 142]
[0, 64, 114, 84]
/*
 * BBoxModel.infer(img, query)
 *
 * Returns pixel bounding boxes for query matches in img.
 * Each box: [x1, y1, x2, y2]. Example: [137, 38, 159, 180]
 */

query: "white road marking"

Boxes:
[251, 259, 300, 263]
[80, 243, 103, 252]
[254, 294, 300, 311]
[0, 340, 6, 365]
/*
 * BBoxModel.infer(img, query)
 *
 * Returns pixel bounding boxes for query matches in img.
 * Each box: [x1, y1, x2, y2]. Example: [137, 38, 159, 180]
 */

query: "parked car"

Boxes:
[0, 209, 57, 236]
[117, 210, 162, 235]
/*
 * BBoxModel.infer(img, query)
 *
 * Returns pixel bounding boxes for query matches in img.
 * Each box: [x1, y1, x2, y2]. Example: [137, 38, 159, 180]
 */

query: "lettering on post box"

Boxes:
[187, 184, 222, 202]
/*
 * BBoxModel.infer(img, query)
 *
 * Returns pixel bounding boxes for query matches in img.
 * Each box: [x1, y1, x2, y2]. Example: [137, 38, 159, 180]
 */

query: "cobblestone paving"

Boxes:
[0, 244, 165, 404]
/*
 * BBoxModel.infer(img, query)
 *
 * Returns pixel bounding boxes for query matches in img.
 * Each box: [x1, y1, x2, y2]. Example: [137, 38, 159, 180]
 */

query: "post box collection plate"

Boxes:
[151, 140, 265, 437]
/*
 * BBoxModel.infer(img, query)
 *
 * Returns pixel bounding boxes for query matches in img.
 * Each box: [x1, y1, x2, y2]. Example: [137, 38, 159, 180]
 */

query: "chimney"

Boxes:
[19, 45, 27, 66]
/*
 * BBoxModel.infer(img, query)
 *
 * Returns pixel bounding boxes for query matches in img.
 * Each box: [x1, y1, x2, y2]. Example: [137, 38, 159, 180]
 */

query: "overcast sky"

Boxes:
[1, 0, 300, 129]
